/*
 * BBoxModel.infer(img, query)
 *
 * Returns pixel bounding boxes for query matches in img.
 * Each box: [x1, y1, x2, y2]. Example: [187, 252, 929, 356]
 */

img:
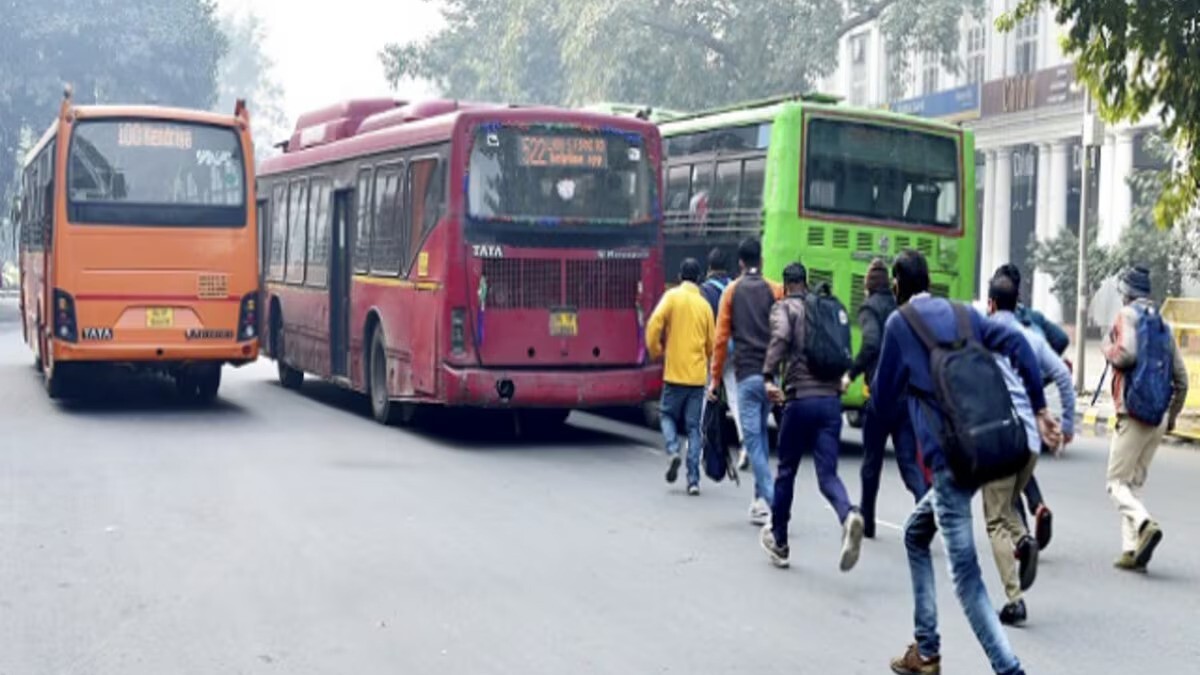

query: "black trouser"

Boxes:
[860, 403, 928, 529]
[1015, 474, 1046, 529]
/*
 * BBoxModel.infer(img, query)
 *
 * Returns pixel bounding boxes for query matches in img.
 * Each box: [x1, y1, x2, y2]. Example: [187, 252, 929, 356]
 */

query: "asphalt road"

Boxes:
[1, 298, 1198, 674]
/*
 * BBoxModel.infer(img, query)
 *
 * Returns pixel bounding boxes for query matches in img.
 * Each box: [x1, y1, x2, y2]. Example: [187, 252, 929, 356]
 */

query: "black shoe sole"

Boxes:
[1134, 528, 1163, 568]
[1017, 538, 1039, 591]
[999, 609, 1028, 626]
[1036, 509, 1053, 551]
[665, 456, 681, 484]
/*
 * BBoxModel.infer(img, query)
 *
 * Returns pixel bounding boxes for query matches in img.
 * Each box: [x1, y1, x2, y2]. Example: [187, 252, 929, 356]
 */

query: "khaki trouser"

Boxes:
[982, 453, 1039, 603]
[1107, 414, 1167, 552]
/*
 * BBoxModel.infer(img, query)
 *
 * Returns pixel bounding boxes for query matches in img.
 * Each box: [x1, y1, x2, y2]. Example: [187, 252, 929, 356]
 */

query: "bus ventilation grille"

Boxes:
[918, 238, 935, 257]
[849, 274, 866, 319]
[807, 227, 826, 248]
[856, 232, 874, 252]
[832, 229, 850, 249]
[567, 260, 640, 310]
[483, 259, 561, 310]
[198, 274, 229, 299]
[809, 269, 834, 293]
[895, 236, 912, 252]
[930, 283, 950, 298]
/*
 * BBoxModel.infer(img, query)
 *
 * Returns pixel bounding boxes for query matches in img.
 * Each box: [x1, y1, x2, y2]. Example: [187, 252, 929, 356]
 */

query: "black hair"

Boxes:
[738, 238, 762, 268]
[782, 262, 807, 286]
[680, 257, 702, 283]
[892, 249, 930, 304]
[996, 263, 1022, 291]
[988, 274, 1019, 312]
[707, 248, 729, 273]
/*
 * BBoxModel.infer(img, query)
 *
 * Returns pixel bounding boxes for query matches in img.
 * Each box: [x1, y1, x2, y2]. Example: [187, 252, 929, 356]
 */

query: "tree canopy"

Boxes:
[1002, 0, 1200, 227]
[216, 10, 289, 160]
[0, 0, 226, 206]
[382, 0, 984, 111]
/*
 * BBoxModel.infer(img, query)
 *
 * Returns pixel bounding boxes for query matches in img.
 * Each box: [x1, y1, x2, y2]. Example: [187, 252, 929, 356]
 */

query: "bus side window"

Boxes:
[353, 169, 373, 274]
[405, 157, 443, 275]
[285, 178, 309, 284]
[306, 178, 332, 288]
[740, 158, 766, 211]
[371, 164, 404, 276]
[666, 165, 691, 212]
[268, 184, 288, 281]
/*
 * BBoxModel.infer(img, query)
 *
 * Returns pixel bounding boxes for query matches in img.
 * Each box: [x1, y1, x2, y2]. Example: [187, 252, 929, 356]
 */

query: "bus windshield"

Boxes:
[68, 119, 247, 227]
[468, 126, 654, 224]
[803, 117, 960, 230]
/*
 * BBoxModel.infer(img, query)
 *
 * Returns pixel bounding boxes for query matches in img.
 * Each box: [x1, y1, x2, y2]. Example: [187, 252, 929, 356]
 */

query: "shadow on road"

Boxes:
[49, 367, 252, 418]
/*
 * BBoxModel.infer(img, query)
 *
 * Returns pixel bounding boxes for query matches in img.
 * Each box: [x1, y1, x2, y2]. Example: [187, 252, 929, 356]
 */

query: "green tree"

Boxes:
[216, 10, 289, 160]
[382, 0, 985, 110]
[1027, 221, 1110, 321]
[1001, 0, 1200, 226]
[0, 0, 226, 206]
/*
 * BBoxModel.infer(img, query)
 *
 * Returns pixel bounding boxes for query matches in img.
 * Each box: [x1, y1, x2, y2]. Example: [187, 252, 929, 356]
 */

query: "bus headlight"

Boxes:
[238, 292, 258, 342]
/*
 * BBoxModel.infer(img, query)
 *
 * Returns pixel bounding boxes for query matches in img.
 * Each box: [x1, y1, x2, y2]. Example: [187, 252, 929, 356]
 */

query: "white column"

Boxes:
[1033, 144, 1061, 320]
[991, 147, 1013, 273]
[980, 150, 998, 299]
[1111, 130, 1136, 237]
[1097, 133, 1118, 245]
[1047, 141, 1070, 237]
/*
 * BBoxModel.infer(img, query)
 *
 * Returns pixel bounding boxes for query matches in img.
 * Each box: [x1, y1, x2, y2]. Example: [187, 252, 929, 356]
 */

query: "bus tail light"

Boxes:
[451, 307, 467, 353]
[238, 293, 258, 341]
[53, 289, 77, 342]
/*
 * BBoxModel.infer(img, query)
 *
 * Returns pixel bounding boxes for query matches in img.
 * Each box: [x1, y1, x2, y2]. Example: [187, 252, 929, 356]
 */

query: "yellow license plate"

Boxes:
[549, 310, 578, 337]
[146, 307, 174, 328]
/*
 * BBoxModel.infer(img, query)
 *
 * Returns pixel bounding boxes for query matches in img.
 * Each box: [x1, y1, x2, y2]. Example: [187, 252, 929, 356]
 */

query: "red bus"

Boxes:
[257, 99, 664, 426]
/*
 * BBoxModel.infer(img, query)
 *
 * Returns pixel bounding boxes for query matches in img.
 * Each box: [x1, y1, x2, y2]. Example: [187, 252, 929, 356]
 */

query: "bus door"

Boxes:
[256, 197, 269, 342]
[329, 190, 352, 378]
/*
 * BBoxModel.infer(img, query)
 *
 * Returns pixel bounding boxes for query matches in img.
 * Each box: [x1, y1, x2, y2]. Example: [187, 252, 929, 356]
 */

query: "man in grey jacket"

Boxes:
[758, 262, 864, 572]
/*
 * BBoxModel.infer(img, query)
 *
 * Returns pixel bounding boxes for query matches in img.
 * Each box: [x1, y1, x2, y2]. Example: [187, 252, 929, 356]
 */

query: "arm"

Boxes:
[1033, 309, 1071, 355]
[762, 301, 792, 380]
[980, 313, 1048, 413]
[645, 291, 670, 362]
[1168, 339, 1190, 429]
[868, 318, 906, 424]
[1041, 341, 1076, 439]
[1102, 307, 1138, 370]
[703, 303, 716, 361]
[709, 280, 736, 383]
[848, 307, 882, 382]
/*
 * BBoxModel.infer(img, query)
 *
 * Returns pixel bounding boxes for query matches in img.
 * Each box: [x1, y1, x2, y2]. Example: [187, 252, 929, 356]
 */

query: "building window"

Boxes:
[1015, 13, 1039, 75]
[921, 52, 940, 95]
[966, 23, 987, 84]
[850, 32, 869, 106]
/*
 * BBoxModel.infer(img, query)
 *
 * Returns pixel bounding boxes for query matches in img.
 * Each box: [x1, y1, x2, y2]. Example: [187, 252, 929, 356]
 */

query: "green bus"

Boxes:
[658, 93, 977, 413]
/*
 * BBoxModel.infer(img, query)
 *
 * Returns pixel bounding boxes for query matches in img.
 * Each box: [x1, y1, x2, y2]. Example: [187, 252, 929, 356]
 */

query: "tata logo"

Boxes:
[81, 327, 113, 341]
[472, 244, 504, 258]
[185, 329, 234, 341]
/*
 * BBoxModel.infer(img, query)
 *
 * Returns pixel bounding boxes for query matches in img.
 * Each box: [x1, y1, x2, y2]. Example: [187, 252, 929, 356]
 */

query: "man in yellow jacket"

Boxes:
[646, 258, 716, 494]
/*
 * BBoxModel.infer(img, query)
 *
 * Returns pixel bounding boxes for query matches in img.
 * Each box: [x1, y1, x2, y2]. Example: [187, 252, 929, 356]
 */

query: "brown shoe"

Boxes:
[1134, 521, 1163, 568]
[1113, 551, 1145, 572]
[890, 643, 941, 675]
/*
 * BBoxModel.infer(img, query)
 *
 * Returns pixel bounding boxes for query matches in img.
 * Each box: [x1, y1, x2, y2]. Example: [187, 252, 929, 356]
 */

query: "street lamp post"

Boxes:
[1075, 90, 1101, 394]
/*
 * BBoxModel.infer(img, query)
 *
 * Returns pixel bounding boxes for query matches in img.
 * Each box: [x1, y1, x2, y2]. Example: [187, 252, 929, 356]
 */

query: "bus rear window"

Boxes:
[468, 126, 654, 224]
[803, 117, 960, 230]
[68, 119, 247, 227]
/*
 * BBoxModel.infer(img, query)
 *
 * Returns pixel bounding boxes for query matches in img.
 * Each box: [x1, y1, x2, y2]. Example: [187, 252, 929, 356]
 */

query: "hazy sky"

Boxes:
[217, 0, 441, 127]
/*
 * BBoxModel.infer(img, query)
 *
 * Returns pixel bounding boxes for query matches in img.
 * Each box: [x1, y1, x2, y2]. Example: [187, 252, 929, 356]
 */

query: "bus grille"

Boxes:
[809, 269, 834, 293]
[931, 283, 951, 298]
[832, 229, 850, 249]
[483, 258, 640, 310]
[849, 273, 866, 319]
[856, 232, 874, 252]
[807, 227, 826, 248]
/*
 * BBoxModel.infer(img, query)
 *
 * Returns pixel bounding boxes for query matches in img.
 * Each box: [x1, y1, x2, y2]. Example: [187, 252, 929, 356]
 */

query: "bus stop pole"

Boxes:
[1074, 90, 1093, 395]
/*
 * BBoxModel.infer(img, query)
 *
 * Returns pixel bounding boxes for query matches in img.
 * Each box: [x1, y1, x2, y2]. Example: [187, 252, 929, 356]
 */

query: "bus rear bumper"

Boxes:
[441, 363, 664, 408]
[53, 341, 259, 366]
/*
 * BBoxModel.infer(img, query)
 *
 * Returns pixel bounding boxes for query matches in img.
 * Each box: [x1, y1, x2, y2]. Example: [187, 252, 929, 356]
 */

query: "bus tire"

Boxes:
[274, 319, 304, 390]
[177, 366, 222, 404]
[45, 362, 75, 400]
[368, 326, 403, 426]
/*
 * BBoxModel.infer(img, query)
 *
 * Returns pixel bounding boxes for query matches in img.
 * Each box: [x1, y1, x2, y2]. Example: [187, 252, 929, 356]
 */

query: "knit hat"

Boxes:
[866, 259, 890, 294]
[1118, 265, 1152, 299]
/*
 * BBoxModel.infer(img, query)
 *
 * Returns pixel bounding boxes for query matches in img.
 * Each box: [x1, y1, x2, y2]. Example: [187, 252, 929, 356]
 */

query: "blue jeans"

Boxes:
[736, 375, 774, 504]
[660, 383, 704, 487]
[861, 404, 928, 524]
[905, 470, 1023, 675]
[772, 396, 851, 547]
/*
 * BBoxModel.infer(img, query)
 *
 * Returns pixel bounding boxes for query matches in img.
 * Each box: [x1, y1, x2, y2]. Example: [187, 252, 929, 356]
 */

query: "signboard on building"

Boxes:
[890, 83, 981, 122]
[981, 64, 1084, 117]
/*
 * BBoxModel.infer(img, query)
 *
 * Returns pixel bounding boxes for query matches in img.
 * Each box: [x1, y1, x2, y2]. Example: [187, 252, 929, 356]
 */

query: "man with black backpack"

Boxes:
[873, 251, 1057, 675]
[757, 262, 864, 571]
[851, 259, 928, 539]
[1102, 265, 1189, 572]
[699, 248, 747, 470]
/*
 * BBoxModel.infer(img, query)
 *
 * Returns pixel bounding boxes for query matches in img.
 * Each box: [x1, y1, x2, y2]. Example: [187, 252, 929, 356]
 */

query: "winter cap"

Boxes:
[866, 258, 890, 294]
[1118, 265, 1152, 299]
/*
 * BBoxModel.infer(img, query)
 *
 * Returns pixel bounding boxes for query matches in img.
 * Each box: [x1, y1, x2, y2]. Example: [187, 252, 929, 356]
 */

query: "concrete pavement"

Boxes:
[2, 298, 1199, 674]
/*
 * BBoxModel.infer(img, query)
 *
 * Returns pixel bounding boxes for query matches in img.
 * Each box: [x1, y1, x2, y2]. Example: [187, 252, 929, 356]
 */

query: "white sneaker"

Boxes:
[840, 510, 865, 572]
[749, 498, 771, 526]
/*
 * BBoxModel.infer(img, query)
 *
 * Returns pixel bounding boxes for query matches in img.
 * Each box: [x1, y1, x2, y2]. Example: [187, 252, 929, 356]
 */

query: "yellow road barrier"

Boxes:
[1161, 298, 1200, 441]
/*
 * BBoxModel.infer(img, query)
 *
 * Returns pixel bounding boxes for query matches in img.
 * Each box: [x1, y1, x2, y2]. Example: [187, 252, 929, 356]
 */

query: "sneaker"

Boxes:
[665, 455, 681, 484]
[1134, 520, 1163, 568]
[760, 525, 789, 568]
[687, 484, 700, 496]
[1114, 551, 1146, 572]
[999, 599, 1028, 626]
[839, 509, 865, 572]
[1016, 535, 1039, 591]
[749, 499, 771, 526]
[890, 643, 941, 675]
[1034, 505, 1053, 551]
[737, 448, 750, 470]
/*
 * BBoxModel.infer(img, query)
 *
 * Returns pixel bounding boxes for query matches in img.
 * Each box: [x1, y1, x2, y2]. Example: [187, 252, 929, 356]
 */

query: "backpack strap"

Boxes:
[705, 278, 729, 294]
[951, 303, 975, 345]
[899, 302, 940, 353]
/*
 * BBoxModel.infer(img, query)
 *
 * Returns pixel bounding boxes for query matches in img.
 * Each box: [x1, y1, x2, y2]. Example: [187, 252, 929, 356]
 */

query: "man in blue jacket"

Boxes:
[874, 251, 1057, 675]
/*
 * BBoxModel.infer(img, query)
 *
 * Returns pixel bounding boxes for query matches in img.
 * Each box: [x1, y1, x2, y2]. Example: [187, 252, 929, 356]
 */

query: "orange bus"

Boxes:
[16, 90, 260, 401]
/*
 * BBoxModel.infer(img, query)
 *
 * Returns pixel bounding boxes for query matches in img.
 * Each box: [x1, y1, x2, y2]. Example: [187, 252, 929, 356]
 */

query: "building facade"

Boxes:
[821, 2, 1163, 323]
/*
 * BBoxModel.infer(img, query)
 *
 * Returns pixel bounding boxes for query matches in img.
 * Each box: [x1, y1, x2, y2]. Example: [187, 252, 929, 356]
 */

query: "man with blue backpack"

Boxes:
[1102, 265, 1189, 572]
[699, 248, 747, 470]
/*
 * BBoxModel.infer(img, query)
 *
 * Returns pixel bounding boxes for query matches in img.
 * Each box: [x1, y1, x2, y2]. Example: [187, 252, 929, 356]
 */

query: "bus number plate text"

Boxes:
[146, 308, 174, 328]
[549, 309, 578, 337]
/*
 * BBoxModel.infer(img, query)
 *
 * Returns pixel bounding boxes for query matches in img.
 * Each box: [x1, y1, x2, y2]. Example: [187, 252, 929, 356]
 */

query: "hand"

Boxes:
[706, 384, 719, 402]
[840, 374, 851, 394]
[1036, 410, 1062, 449]
[765, 381, 785, 405]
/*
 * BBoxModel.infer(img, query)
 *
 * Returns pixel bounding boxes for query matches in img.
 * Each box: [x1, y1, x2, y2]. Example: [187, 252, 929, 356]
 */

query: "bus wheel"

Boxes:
[369, 327, 402, 426]
[178, 366, 222, 404]
[275, 324, 304, 390]
[45, 362, 76, 400]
